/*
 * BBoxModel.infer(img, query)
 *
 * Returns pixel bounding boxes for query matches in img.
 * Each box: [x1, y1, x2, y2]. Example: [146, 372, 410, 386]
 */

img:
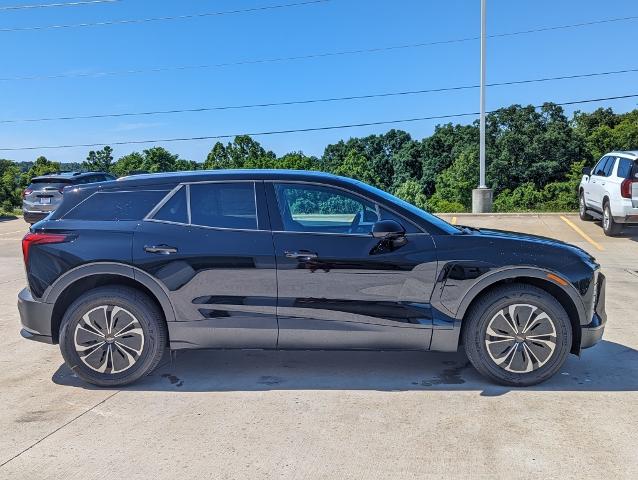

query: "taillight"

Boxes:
[22, 188, 33, 199]
[621, 179, 634, 199]
[22, 233, 69, 266]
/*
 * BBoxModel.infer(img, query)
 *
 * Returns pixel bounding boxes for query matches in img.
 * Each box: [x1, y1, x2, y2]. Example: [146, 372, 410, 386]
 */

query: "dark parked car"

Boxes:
[22, 171, 116, 224]
[18, 170, 606, 387]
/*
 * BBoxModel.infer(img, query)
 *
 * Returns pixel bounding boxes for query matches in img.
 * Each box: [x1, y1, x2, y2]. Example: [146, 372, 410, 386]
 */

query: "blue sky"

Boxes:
[1, 0, 637, 164]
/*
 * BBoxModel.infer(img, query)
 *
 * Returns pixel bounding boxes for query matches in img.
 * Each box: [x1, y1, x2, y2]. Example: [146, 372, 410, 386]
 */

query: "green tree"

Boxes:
[23, 156, 60, 185]
[393, 179, 428, 210]
[142, 147, 178, 173]
[420, 123, 478, 196]
[83, 146, 114, 173]
[0, 160, 22, 212]
[333, 150, 380, 186]
[428, 147, 479, 212]
[112, 152, 145, 177]
[485, 103, 582, 193]
[204, 136, 275, 169]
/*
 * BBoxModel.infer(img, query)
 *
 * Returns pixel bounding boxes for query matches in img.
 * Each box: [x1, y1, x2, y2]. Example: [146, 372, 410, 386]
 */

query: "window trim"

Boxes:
[145, 180, 263, 232]
[268, 180, 427, 236]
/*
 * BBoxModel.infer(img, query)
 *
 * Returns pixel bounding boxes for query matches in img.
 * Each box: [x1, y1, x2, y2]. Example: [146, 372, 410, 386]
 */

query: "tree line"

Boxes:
[1, 103, 637, 216]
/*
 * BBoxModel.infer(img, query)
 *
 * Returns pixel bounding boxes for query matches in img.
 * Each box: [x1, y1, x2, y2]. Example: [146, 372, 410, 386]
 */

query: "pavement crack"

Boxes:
[0, 390, 120, 469]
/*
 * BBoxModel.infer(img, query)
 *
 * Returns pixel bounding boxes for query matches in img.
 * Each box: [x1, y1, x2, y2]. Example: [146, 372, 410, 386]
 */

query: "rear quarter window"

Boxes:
[617, 158, 636, 179]
[64, 190, 169, 221]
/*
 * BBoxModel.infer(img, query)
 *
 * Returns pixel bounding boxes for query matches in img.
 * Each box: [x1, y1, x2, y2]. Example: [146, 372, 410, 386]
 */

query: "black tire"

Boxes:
[59, 286, 167, 387]
[462, 284, 572, 387]
[602, 201, 622, 236]
[579, 192, 593, 221]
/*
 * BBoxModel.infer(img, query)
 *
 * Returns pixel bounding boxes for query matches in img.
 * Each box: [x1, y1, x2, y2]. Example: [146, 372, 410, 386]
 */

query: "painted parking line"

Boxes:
[559, 215, 605, 251]
[0, 230, 24, 236]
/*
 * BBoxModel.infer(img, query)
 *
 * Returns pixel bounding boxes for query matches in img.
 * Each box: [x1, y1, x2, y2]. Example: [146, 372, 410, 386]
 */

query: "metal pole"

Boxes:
[479, 0, 487, 188]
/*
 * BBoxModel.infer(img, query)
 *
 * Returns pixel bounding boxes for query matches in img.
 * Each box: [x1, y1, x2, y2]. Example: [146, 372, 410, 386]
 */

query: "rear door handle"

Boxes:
[144, 245, 178, 255]
[285, 250, 318, 259]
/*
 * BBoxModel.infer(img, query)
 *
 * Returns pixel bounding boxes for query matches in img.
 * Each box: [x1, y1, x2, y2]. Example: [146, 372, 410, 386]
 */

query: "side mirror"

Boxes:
[582, 167, 592, 176]
[372, 219, 405, 239]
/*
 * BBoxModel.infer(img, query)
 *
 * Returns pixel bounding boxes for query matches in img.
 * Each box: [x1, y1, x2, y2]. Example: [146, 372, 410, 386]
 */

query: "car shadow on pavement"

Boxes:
[52, 340, 638, 396]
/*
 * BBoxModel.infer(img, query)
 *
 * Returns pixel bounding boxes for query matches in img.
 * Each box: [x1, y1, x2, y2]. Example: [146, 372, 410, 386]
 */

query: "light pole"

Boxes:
[472, 0, 493, 212]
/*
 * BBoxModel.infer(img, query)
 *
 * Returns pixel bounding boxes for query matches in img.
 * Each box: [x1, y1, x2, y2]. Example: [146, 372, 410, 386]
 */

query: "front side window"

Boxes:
[189, 182, 257, 230]
[593, 156, 611, 176]
[274, 183, 417, 234]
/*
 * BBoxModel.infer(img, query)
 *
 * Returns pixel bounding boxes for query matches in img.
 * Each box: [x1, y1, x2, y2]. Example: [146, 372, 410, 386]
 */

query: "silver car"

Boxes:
[22, 172, 115, 224]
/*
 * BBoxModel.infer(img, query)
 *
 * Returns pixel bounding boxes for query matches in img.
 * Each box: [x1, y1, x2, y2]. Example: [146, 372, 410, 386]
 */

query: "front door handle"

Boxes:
[285, 250, 318, 260]
[144, 245, 178, 255]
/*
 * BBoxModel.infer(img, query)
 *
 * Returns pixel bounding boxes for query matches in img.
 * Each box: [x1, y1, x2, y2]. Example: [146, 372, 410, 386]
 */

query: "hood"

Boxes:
[457, 225, 597, 264]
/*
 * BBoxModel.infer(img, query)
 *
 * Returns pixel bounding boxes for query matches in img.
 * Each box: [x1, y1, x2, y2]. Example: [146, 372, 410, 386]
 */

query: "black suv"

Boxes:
[18, 170, 606, 387]
[22, 171, 116, 224]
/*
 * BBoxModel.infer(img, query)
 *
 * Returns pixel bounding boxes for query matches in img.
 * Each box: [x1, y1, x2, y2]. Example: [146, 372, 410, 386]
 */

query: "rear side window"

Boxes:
[152, 186, 188, 224]
[64, 190, 169, 221]
[189, 182, 257, 230]
[617, 158, 636, 179]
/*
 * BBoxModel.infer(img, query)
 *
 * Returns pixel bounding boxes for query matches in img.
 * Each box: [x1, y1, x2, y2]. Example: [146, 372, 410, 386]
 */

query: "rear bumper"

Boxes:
[580, 272, 606, 349]
[17, 287, 54, 344]
[22, 210, 49, 224]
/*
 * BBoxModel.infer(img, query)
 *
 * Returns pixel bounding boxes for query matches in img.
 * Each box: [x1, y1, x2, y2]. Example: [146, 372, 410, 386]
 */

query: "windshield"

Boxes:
[350, 180, 461, 235]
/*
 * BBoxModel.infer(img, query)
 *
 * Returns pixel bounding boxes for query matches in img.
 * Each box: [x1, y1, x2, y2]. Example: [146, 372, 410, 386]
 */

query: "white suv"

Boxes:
[579, 150, 638, 236]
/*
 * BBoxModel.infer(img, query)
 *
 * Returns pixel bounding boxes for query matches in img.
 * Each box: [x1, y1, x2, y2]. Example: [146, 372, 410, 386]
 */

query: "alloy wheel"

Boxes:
[73, 305, 145, 374]
[484, 304, 557, 373]
[603, 207, 610, 230]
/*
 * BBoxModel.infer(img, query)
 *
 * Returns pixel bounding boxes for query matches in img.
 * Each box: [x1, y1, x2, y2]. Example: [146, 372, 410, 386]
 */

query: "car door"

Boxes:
[266, 181, 438, 351]
[132, 181, 278, 349]
[586, 156, 612, 210]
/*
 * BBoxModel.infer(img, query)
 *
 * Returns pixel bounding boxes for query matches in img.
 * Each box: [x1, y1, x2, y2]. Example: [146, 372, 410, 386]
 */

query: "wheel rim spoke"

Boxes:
[74, 305, 145, 374]
[484, 303, 557, 374]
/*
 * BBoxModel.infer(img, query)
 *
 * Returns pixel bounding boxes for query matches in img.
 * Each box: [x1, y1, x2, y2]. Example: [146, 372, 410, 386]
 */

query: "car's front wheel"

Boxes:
[462, 284, 572, 386]
[59, 286, 167, 387]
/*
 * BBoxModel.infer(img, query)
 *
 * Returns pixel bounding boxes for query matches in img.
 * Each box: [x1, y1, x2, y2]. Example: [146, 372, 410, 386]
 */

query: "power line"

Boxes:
[3, 13, 637, 80]
[3, 67, 638, 124]
[1, 93, 636, 152]
[0, 0, 120, 10]
[0, 0, 329, 32]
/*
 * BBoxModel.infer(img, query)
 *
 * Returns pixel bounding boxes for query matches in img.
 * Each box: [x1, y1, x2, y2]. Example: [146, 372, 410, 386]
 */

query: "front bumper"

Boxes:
[580, 272, 606, 349]
[17, 287, 54, 344]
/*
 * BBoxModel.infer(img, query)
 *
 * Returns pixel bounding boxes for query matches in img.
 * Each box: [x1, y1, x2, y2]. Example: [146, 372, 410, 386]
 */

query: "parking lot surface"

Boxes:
[1, 214, 637, 479]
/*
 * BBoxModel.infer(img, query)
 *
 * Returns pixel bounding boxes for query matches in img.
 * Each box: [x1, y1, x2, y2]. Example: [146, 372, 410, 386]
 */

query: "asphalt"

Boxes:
[1, 214, 637, 479]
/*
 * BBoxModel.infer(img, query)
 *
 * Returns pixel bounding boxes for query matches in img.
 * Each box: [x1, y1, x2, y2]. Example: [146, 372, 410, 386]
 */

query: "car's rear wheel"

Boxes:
[59, 286, 167, 387]
[602, 201, 622, 236]
[462, 284, 572, 386]
[579, 192, 593, 221]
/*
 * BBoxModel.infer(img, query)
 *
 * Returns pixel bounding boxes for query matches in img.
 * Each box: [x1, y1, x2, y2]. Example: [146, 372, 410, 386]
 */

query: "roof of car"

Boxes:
[113, 169, 348, 187]
[613, 150, 638, 158]
[31, 171, 110, 181]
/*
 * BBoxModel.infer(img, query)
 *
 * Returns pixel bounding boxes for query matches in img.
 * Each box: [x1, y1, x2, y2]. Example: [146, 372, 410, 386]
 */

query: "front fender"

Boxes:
[437, 265, 587, 324]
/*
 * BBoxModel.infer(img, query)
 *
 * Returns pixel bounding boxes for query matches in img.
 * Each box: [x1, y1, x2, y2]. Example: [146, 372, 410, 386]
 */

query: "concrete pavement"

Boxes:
[1, 214, 637, 479]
